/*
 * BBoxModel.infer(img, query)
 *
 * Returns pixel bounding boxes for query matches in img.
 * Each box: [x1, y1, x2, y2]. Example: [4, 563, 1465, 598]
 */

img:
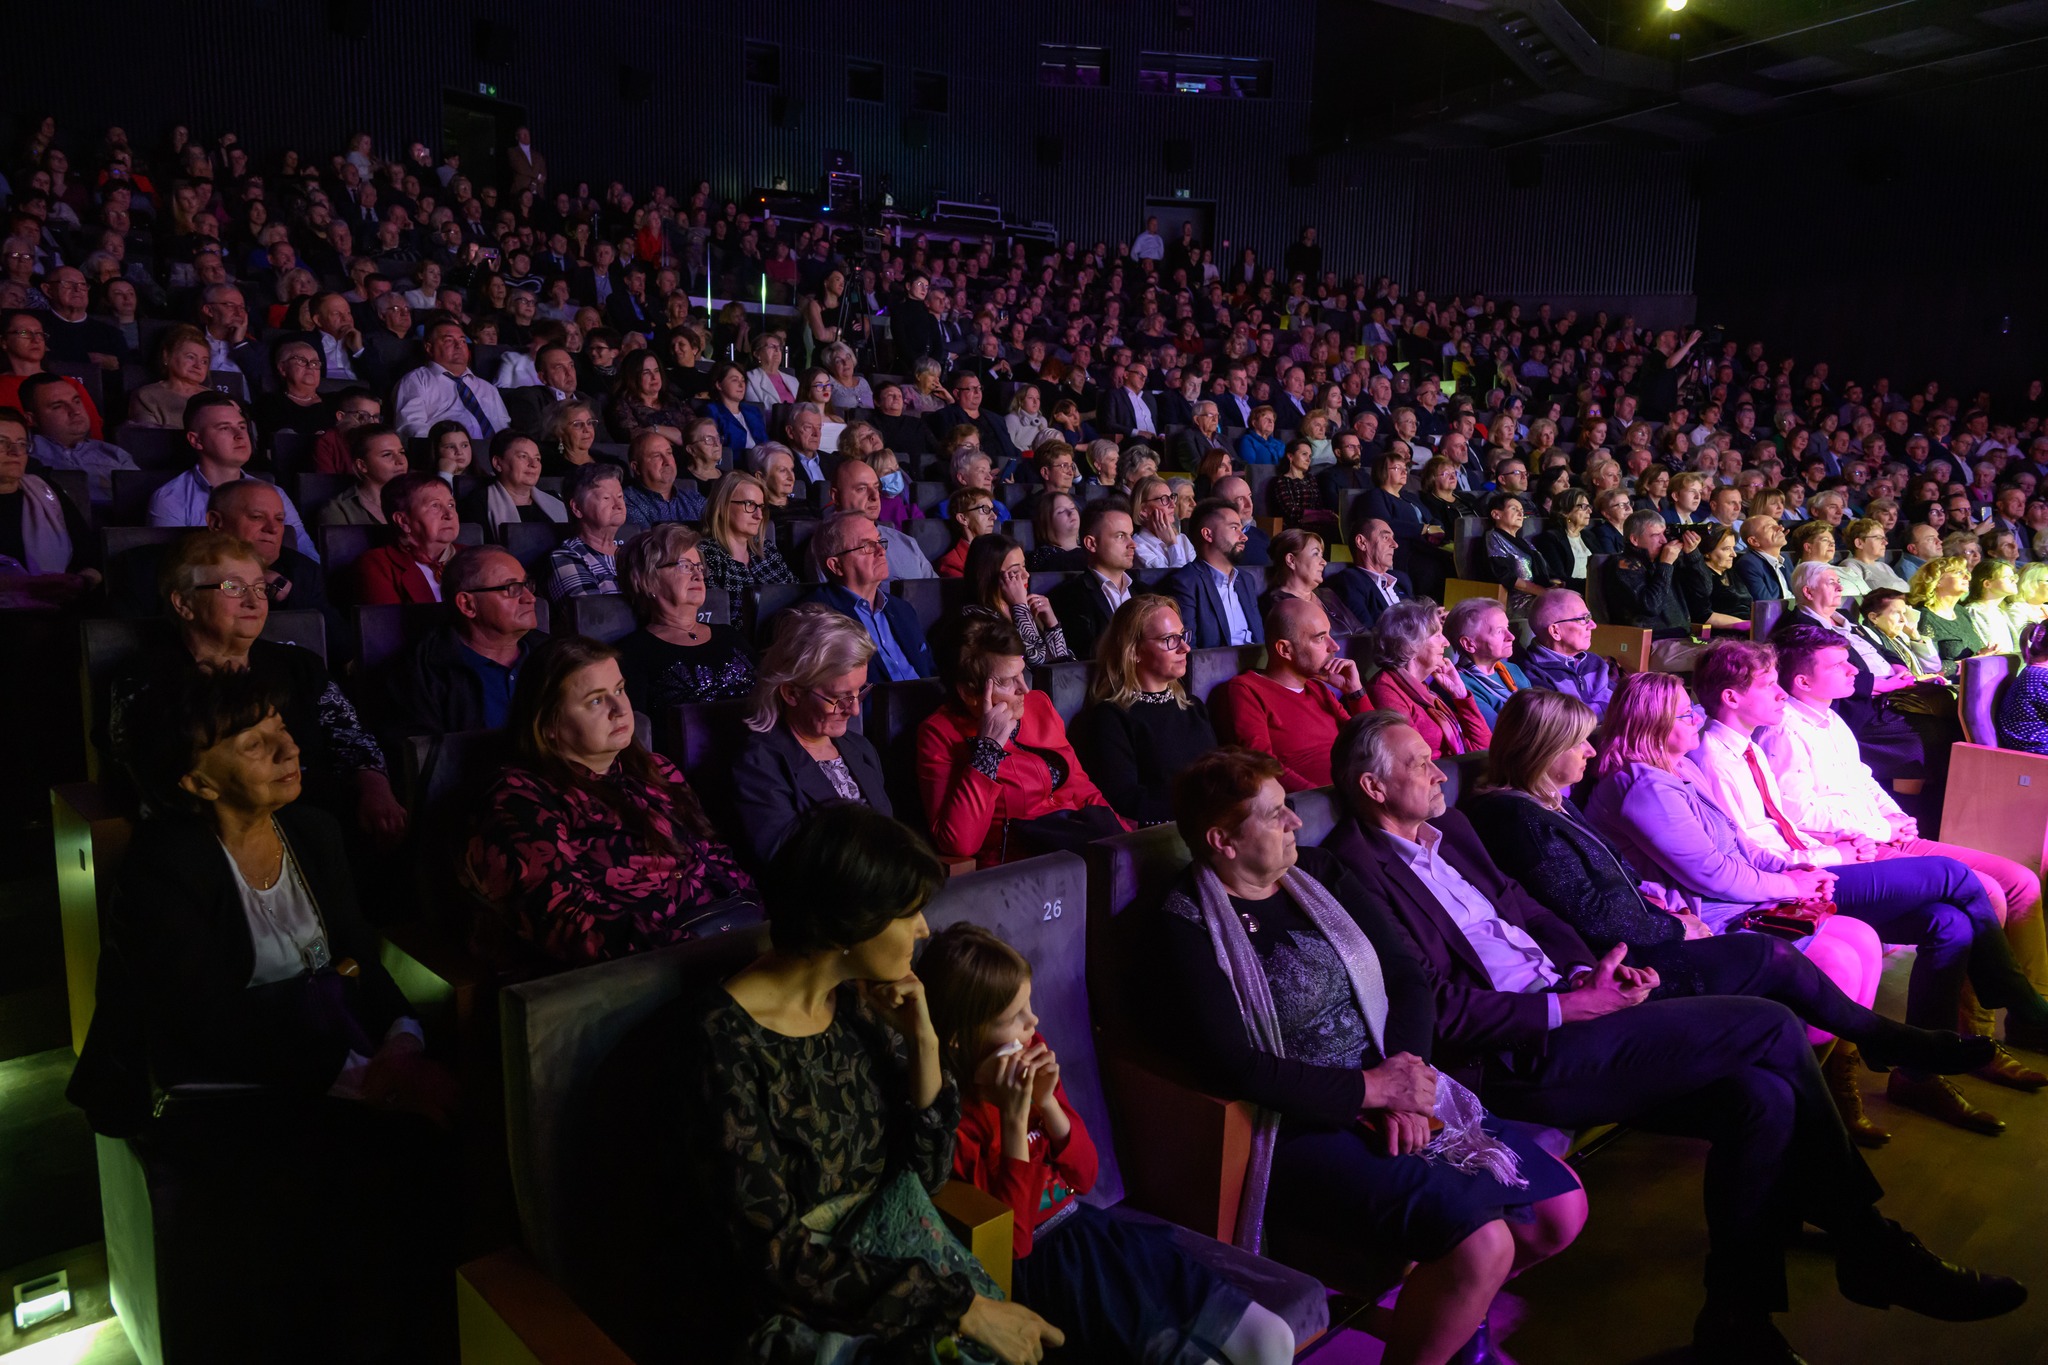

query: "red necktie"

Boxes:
[1744, 746, 1807, 851]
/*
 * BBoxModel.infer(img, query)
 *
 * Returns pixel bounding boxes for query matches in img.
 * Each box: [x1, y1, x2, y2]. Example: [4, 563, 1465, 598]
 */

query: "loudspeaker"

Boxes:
[1506, 149, 1543, 189]
[1285, 153, 1317, 187]
[1163, 138, 1194, 173]
[1035, 135, 1063, 168]
[902, 115, 930, 151]
[619, 66, 654, 104]
[473, 18, 515, 62]
[327, 0, 370, 39]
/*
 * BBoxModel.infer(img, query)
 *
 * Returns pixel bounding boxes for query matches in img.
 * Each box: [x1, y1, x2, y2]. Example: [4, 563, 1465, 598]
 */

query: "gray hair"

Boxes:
[618, 521, 702, 613]
[911, 355, 943, 381]
[819, 341, 856, 371]
[442, 544, 522, 603]
[747, 441, 794, 476]
[948, 446, 992, 485]
[1331, 709, 1417, 805]
[1085, 438, 1119, 469]
[1193, 400, 1218, 420]
[1371, 598, 1442, 670]
[812, 509, 876, 574]
[1789, 560, 1838, 596]
[1443, 596, 1507, 664]
[562, 460, 624, 510]
[744, 603, 876, 731]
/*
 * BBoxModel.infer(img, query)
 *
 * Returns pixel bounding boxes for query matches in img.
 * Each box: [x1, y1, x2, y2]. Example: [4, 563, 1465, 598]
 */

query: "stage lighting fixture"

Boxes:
[1665, 0, 1686, 10]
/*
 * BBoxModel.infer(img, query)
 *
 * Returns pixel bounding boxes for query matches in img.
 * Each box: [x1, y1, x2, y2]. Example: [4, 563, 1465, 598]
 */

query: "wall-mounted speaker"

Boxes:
[619, 66, 654, 105]
[902, 115, 930, 151]
[327, 0, 370, 39]
[1163, 138, 1194, 173]
[473, 18, 515, 62]
[1035, 135, 1063, 168]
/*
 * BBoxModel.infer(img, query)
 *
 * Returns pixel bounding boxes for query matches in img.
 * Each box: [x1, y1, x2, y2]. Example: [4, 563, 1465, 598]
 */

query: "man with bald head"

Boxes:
[1208, 595, 1368, 790]
[109, 477, 327, 617]
[828, 456, 934, 581]
[387, 544, 545, 736]
[1734, 514, 1792, 603]
[1517, 589, 1620, 717]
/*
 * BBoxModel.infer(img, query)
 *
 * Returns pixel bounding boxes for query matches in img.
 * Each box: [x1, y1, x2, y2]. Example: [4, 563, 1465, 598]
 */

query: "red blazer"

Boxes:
[951, 1043, 1099, 1259]
[1365, 667, 1491, 759]
[311, 429, 354, 476]
[916, 688, 1123, 866]
[936, 537, 970, 579]
[351, 542, 442, 607]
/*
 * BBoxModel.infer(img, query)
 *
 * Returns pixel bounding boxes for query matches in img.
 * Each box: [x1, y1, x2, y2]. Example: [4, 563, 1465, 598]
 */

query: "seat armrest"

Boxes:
[456, 1246, 636, 1365]
[1100, 1052, 1257, 1246]
[932, 1180, 1014, 1298]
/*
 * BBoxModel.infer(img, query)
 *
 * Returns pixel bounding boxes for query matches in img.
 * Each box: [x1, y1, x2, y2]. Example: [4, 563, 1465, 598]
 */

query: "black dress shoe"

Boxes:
[1859, 1023, 1997, 1076]
[1692, 1309, 1809, 1364]
[1837, 1220, 2029, 1321]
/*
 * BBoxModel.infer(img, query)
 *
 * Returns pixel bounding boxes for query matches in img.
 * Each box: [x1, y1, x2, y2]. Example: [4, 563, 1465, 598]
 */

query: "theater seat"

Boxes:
[744, 581, 809, 646]
[1030, 658, 1091, 723]
[557, 593, 636, 644]
[1186, 643, 1266, 704]
[1443, 579, 1507, 609]
[890, 576, 947, 632]
[1957, 652, 2015, 747]
[503, 520, 570, 568]
[911, 517, 955, 563]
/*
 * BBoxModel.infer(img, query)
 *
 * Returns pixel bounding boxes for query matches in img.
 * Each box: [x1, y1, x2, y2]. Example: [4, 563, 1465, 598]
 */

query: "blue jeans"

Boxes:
[1828, 855, 2033, 1031]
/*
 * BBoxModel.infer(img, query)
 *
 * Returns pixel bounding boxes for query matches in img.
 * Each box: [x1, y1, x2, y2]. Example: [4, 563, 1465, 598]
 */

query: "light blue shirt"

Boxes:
[852, 590, 918, 682]
[1384, 823, 1565, 1029]
[146, 467, 319, 562]
[1206, 560, 1254, 646]
[31, 435, 138, 504]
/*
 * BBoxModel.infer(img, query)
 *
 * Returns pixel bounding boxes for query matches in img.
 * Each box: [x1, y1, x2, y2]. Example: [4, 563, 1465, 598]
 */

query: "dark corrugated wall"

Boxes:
[14, 0, 1693, 302]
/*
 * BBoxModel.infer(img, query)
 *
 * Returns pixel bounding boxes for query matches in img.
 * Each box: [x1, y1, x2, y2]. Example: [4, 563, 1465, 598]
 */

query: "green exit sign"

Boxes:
[477, 82, 499, 97]
[1173, 188, 1191, 199]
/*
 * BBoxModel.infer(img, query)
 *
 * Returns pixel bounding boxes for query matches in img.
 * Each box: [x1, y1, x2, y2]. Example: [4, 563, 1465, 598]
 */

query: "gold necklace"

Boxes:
[242, 819, 286, 891]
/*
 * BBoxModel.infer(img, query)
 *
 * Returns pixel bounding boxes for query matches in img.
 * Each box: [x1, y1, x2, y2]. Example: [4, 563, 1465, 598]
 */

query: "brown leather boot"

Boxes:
[1887, 1072, 2006, 1135]
[1826, 1042, 1891, 1147]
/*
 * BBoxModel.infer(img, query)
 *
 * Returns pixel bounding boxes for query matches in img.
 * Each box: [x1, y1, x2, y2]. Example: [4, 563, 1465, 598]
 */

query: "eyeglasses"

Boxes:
[661, 558, 706, 580]
[1144, 631, 1190, 652]
[191, 577, 271, 600]
[1554, 614, 1595, 626]
[1685, 703, 1708, 726]
[729, 498, 764, 514]
[468, 578, 537, 599]
[5, 328, 44, 339]
[808, 683, 873, 714]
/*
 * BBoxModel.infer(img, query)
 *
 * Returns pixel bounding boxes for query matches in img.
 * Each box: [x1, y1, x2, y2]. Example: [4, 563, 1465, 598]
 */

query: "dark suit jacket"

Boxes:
[1168, 426, 1228, 473]
[1733, 549, 1791, 604]
[1101, 386, 1159, 440]
[67, 804, 413, 1137]
[924, 404, 1020, 467]
[1271, 394, 1309, 429]
[805, 583, 934, 683]
[1049, 570, 1122, 660]
[359, 328, 418, 393]
[504, 384, 593, 439]
[731, 722, 892, 866]
[1321, 563, 1412, 630]
[1163, 559, 1265, 649]
[572, 263, 624, 307]
[1321, 809, 1596, 1089]
[605, 290, 655, 336]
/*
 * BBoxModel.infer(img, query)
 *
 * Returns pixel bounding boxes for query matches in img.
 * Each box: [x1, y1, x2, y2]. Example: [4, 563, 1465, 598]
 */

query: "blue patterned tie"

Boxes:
[450, 373, 496, 438]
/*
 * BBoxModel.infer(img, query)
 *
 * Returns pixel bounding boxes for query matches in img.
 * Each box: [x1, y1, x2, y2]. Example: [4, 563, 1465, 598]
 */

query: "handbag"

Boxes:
[1742, 899, 1838, 941]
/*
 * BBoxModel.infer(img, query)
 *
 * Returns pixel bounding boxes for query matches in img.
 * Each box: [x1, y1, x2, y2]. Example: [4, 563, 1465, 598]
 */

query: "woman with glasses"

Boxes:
[963, 532, 1071, 666]
[613, 523, 754, 711]
[699, 469, 796, 596]
[916, 613, 1125, 866]
[1130, 473, 1195, 569]
[678, 415, 727, 485]
[820, 340, 874, 412]
[463, 636, 753, 969]
[541, 396, 602, 476]
[1070, 595, 1218, 825]
[743, 332, 801, 409]
[1833, 518, 1908, 597]
[252, 339, 335, 451]
[605, 351, 691, 446]
[107, 530, 406, 845]
[733, 604, 891, 865]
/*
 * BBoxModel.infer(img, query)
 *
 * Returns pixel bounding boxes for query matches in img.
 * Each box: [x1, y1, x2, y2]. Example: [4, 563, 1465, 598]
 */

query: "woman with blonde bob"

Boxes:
[731, 604, 889, 865]
[698, 469, 796, 596]
[1070, 595, 1219, 825]
[1467, 687, 1984, 1143]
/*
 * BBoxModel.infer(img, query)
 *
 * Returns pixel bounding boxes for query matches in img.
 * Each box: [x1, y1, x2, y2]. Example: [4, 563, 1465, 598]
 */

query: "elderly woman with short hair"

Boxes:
[1363, 598, 1492, 758]
[820, 340, 874, 411]
[613, 522, 755, 712]
[747, 441, 801, 521]
[128, 323, 213, 428]
[903, 354, 953, 416]
[1444, 595, 1530, 728]
[544, 462, 628, 602]
[731, 603, 891, 865]
[743, 331, 802, 409]
[1833, 518, 1908, 597]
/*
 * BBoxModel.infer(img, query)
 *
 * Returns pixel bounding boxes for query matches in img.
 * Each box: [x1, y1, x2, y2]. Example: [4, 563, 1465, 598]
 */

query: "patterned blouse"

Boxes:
[701, 537, 797, 596]
[682, 983, 975, 1362]
[545, 535, 620, 602]
[605, 395, 696, 442]
[463, 753, 753, 967]
[1270, 472, 1335, 530]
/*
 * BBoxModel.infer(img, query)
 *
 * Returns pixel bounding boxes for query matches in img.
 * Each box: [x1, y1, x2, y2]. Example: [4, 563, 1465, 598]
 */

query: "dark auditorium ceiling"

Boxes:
[1316, 0, 2048, 147]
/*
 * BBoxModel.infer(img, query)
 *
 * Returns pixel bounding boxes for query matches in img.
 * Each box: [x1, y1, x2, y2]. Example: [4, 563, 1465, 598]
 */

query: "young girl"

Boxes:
[871, 448, 923, 532]
[919, 923, 1295, 1365]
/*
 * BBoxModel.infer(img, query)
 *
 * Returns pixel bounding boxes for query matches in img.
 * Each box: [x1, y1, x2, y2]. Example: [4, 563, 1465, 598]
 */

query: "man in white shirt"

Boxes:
[1691, 638, 2048, 1129]
[1106, 361, 1161, 445]
[394, 321, 511, 439]
[1764, 626, 2047, 1060]
[1130, 216, 1165, 262]
[308, 293, 363, 381]
[147, 393, 318, 559]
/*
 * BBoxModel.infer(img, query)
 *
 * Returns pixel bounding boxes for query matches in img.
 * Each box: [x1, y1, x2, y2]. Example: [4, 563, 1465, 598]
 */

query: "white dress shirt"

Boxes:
[1759, 699, 1901, 844]
[1133, 529, 1196, 570]
[1691, 718, 1840, 865]
[317, 330, 359, 380]
[1091, 568, 1132, 612]
[207, 335, 242, 375]
[393, 363, 513, 439]
[1124, 385, 1155, 435]
[1385, 823, 1564, 1028]
[494, 351, 541, 390]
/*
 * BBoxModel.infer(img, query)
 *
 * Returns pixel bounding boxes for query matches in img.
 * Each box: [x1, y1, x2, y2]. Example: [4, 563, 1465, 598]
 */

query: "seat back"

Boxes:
[745, 581, 810, 647]
[287, 472, 353, 517]
[354, 602, 446, 674]
[112, 423, 188, 471]
[653, 700, 753, 844]
[315, 522, 387, 582]
[1286, 787, 1342, 847]
[1589, 624, 1653, 674]
[1958, 652, 2017, 747]
[108, 468, 178, 526]
[1030, 659, 1092, 723]
[911, 518, 956, 563]
[1443, 578, 1508, 609]
[1750, 597, 1786, 641]
[1082, 823, 1192, 1049]
[1585, 553, 1615, 624]
[1028, 570, 1075, 597]
[558, 593, 637, 644]
[1453, 515, 1487, 579]
[920, 853, 1121, 1206]
[503, 519, 569, 568]
[1186, 644, 1264, 704]
[867, 678, 948, 823]
[890, 577, 948, 633]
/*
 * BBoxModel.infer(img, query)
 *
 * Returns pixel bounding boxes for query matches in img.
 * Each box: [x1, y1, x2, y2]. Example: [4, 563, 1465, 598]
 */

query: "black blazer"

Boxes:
[1321, 809, 1596, 1089]
[68, 804, 413, 1136]
[1049, 570, 1120, 660]
[891, 305, 944, 365]
[730, 722, 891, 866]
[1530, 528, 1583, 589]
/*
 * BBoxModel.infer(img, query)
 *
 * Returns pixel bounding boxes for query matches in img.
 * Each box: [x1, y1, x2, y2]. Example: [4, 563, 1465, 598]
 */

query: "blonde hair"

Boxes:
[743, 604, 876, 732]
[1483, 688, 1597, 802]
[705, 469, 772, 556]
[1905, 554, 1967, 608]
[1594, 671, 1689, 778]
[1088, 595, 1190, 709]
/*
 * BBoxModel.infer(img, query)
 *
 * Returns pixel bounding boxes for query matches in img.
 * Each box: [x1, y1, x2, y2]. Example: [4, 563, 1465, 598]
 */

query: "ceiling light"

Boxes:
[1666, 0, 1687, 10]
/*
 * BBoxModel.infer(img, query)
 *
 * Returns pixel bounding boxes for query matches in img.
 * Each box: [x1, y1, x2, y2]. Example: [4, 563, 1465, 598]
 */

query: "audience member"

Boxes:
[936, 487, 998, 578]
[1517, 590, 1619, 717]
[1446, 596, 1529, 726]
[1261, 527, 1363, 635]
[614, 522, 755, 710]
[544, 462, 628, 602]
[1027, 489, 1086, 572]
[463, 636, 752, 967]
[393, 320, 510, 439]
[915, 613, 1122, 865]
[1481, 490, 1554, 617]
[1907, 555, 1983, 663]
[351, 472, 459, 606]
[1165, 496, 1262, 649]
[1047, 496, 1136, 659]
[383, 546, 543, 736]
[1070, 595, 1218, 824]
[127, 323, 213, 427]
[807, 512, 933, 682]
[1131, 474, 1196, 569]
[1322, 514, 1412, 630]
[827, 455, 935, 581]
[1600, 510, 1705, 672]
[315, 422, 407, 526]
[698, 469, 796, 595]
[1366, 598, 1492, 758]
[0, 403, 93, 605]
[1835, 518, 1910, 596]
[1211, 595, 1367, 789]
[1996, 621, 2048, 753]
[461, 430, 567, 535]
[963, 532, 1071, 665]
[21, 370, 135, 506]
[1963, 558, 2022, 656]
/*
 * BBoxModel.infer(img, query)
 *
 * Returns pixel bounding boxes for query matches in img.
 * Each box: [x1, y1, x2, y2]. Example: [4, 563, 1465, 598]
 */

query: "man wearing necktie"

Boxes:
[393, 320, 511, 440]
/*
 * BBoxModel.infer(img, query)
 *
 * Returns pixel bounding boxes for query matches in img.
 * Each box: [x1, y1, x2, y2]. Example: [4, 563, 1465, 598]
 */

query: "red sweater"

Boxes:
[351, 542, 443, 606]
[915, 689, 1126, 866]
[1209, 670, 1367, 791]
[952, 1042, 1099, 1259]
[936, 537, 970, 578]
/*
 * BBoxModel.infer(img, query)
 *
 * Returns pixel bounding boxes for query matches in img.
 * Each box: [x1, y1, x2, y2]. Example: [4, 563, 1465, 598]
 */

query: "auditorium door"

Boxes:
[441, 90, 528, 193]
[1143, 197, 1216, 263]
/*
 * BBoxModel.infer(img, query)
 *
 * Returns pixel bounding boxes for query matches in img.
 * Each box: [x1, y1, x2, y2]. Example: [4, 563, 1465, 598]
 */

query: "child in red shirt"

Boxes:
[919, 924, 1295, 1365]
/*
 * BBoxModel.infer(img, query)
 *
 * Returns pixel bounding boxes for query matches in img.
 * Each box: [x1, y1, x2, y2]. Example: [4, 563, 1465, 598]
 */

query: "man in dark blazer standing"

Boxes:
[1048, 497, 1137, 660]
[1164, 498, 1263, 649]
[1318, 710, 2026, 1365]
